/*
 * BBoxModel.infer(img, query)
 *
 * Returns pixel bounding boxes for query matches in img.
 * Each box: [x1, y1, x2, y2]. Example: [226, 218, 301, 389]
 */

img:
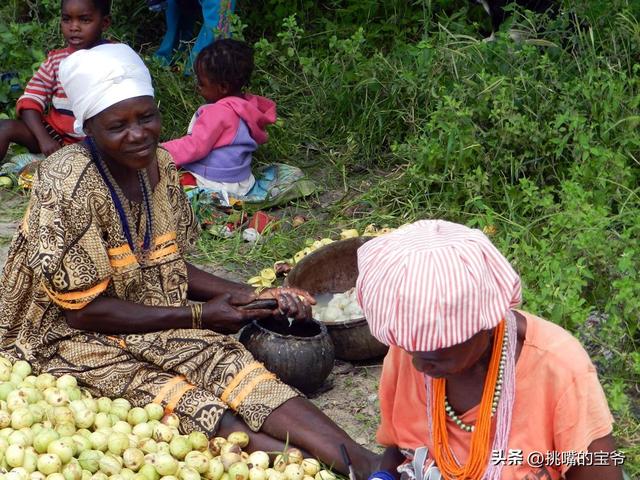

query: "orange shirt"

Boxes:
[377, 311, 614, 479]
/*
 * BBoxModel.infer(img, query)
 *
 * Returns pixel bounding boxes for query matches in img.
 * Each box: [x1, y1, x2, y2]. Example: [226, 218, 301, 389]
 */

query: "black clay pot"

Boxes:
[285, 237, 389, 361]
[239, 317, 335, 395]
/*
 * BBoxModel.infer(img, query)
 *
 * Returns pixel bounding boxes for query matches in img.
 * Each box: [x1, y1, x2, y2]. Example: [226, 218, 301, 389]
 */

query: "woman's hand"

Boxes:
[256, 287, 316, 321]
[202, 294, 273, 334]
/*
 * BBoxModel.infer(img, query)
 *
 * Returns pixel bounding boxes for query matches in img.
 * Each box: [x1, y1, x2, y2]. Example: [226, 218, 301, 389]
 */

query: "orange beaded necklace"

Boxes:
[431, 320, 506, 480]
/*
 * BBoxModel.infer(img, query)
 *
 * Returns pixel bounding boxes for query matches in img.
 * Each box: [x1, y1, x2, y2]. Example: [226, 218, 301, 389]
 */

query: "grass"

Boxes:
[0, 190, 28, 222]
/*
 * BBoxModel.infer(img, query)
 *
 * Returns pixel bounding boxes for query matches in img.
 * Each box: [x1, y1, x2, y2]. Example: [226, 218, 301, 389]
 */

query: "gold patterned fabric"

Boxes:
[0, 144, 298, 433]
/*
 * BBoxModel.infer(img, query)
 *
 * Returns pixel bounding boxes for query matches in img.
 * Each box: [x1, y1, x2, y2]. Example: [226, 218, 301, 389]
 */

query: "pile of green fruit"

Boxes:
[0, 357, 337, 480]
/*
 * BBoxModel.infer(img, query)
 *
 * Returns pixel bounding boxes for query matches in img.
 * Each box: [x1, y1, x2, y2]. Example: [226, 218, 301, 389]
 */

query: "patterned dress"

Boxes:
[0, 144, 297, 434]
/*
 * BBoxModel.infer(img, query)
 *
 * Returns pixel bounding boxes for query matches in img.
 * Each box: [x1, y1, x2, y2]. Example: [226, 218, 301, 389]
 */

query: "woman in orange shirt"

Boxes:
[355, 220, 623, 480]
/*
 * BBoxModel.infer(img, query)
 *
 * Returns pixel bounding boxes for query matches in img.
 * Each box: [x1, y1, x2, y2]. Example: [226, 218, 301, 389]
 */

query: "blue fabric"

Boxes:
[368, 471, 395, 480]
[185, 163, 316, 219]
[146, 0, 166, 12]
[192, 0, 221, 60]
[154, 0, 235, 70]
[190, 0, 236, 68]
[155, 0, 198, 64]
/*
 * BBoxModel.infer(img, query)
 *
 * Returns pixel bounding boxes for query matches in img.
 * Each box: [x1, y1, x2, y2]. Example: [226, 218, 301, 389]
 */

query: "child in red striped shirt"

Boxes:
[0, 0, 111, 162]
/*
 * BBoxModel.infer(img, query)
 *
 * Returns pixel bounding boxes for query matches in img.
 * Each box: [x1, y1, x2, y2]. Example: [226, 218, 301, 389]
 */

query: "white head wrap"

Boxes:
[59, 43, 154, 135]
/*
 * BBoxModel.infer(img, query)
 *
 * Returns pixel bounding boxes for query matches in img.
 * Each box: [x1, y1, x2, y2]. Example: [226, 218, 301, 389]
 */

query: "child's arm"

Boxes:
[162, 105, 237, 166]
[20, 110, 61, 156]
[16, 53, 63, 155]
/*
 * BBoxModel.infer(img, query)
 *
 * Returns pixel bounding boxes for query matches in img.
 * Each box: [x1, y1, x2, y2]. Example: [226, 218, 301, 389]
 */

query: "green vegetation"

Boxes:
[1, 0, 638, 473]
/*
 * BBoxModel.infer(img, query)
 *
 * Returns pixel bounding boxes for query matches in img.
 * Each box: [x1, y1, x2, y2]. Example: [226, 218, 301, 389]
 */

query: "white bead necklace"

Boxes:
[443, 332, 509, 432]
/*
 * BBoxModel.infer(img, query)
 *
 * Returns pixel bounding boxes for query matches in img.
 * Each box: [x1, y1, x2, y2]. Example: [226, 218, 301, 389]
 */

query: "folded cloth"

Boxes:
[185, 163, 316, 225]
[0, 153, 45, 189]
[397, 447, 442, 480]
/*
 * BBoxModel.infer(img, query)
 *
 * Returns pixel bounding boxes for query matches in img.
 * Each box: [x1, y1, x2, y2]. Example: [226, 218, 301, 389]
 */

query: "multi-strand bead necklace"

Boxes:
[443, 328, 509, 432]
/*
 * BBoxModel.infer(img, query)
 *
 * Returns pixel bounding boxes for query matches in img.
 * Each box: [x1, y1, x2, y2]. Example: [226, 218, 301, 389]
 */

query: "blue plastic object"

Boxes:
[368, 471, 395, 480]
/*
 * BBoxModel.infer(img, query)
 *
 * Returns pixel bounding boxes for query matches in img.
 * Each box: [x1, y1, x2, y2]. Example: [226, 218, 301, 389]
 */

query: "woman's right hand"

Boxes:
[202, 293, 274, 334]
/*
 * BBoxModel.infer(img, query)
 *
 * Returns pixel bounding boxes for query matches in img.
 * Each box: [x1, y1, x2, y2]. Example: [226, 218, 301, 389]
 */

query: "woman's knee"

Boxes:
[216, 410, 252, 436]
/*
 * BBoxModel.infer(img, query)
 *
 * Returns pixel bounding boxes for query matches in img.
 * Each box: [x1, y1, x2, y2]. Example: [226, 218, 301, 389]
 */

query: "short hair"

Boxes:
[195, 39, 254, 93]
[61, 0, 112, 17]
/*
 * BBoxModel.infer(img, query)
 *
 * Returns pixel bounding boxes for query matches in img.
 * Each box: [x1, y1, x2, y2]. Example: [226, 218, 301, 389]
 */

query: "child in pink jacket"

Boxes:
[162, 39, 276, 196]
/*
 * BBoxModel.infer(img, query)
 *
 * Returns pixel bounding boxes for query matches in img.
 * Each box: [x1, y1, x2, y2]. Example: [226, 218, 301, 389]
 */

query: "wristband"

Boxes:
[190, 303, 203, 329]
[368, 471, 395, 480]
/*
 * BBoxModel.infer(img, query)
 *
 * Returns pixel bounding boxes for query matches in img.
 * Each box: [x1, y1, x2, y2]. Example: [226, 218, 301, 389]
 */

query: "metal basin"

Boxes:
[285, 237, 389, 362]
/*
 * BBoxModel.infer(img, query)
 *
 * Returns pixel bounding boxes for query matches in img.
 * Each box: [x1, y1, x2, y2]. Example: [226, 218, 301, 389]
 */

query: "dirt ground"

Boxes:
[307, 360, 383, 452]
[0, 191, 384, 453]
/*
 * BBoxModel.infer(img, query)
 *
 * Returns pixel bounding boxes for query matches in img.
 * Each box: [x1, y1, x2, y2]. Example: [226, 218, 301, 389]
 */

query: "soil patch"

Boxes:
[308, 361, 383, 452]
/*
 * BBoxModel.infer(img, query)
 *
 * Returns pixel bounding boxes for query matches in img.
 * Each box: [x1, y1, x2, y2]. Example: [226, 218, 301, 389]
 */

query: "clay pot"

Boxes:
[239, 317, 335, 395]
[285, 237, 389, 362]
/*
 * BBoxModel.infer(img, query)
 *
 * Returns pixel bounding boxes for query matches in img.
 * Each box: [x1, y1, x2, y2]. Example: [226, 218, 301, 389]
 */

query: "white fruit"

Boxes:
[37, 454, 62, 475]
[314, 472, 335, 480]
[283, 465, 304, 480]
[227, 462, 249, 480]
[300, 460, 320, 477]
[225, 432, 249, 449]
[247, 452, 269, 470]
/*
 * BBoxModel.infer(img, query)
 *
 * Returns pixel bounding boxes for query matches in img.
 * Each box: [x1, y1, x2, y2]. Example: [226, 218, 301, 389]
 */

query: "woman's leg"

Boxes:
[124, 329, 379, 477]
[155, 0, 182, 64]
[216, 411, 312, 457]
[261, 397, 378, 478]
[187, 0, 235, 71]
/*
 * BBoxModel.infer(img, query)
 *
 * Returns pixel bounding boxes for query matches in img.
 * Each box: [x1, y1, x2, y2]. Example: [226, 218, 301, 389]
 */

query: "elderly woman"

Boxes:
[0, 43, 376, 477]
[356, 221, 623, 480]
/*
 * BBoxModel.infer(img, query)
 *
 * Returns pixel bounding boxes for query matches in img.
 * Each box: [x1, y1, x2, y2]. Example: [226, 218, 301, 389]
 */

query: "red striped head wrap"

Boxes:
[356, 220, 521, 352]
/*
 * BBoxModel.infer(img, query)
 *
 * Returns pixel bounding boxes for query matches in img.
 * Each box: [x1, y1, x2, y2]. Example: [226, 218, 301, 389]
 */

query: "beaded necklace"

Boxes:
[431, 320, 508, 480]
[423, 314, 518, 480]
[443, 329, 508, 432]
[85, 138, 154, 258]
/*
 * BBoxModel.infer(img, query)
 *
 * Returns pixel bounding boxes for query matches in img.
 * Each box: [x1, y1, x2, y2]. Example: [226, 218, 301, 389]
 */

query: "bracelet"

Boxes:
[190, 303, 203, 329]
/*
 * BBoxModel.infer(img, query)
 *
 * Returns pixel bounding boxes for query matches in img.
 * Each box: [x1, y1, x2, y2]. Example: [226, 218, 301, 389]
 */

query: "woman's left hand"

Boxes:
[257, 287, 316, 321]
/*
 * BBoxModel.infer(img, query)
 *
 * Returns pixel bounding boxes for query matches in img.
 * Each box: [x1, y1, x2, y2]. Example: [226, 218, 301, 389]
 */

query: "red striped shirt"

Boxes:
[16, 47, 82, 143]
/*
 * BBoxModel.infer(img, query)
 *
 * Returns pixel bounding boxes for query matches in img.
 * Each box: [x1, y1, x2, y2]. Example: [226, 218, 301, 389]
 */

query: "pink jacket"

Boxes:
[162, 94, 276, 183]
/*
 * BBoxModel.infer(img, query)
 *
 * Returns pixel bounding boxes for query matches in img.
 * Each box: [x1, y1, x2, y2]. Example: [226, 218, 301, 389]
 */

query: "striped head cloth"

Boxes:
[355, 220, 521, 352]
